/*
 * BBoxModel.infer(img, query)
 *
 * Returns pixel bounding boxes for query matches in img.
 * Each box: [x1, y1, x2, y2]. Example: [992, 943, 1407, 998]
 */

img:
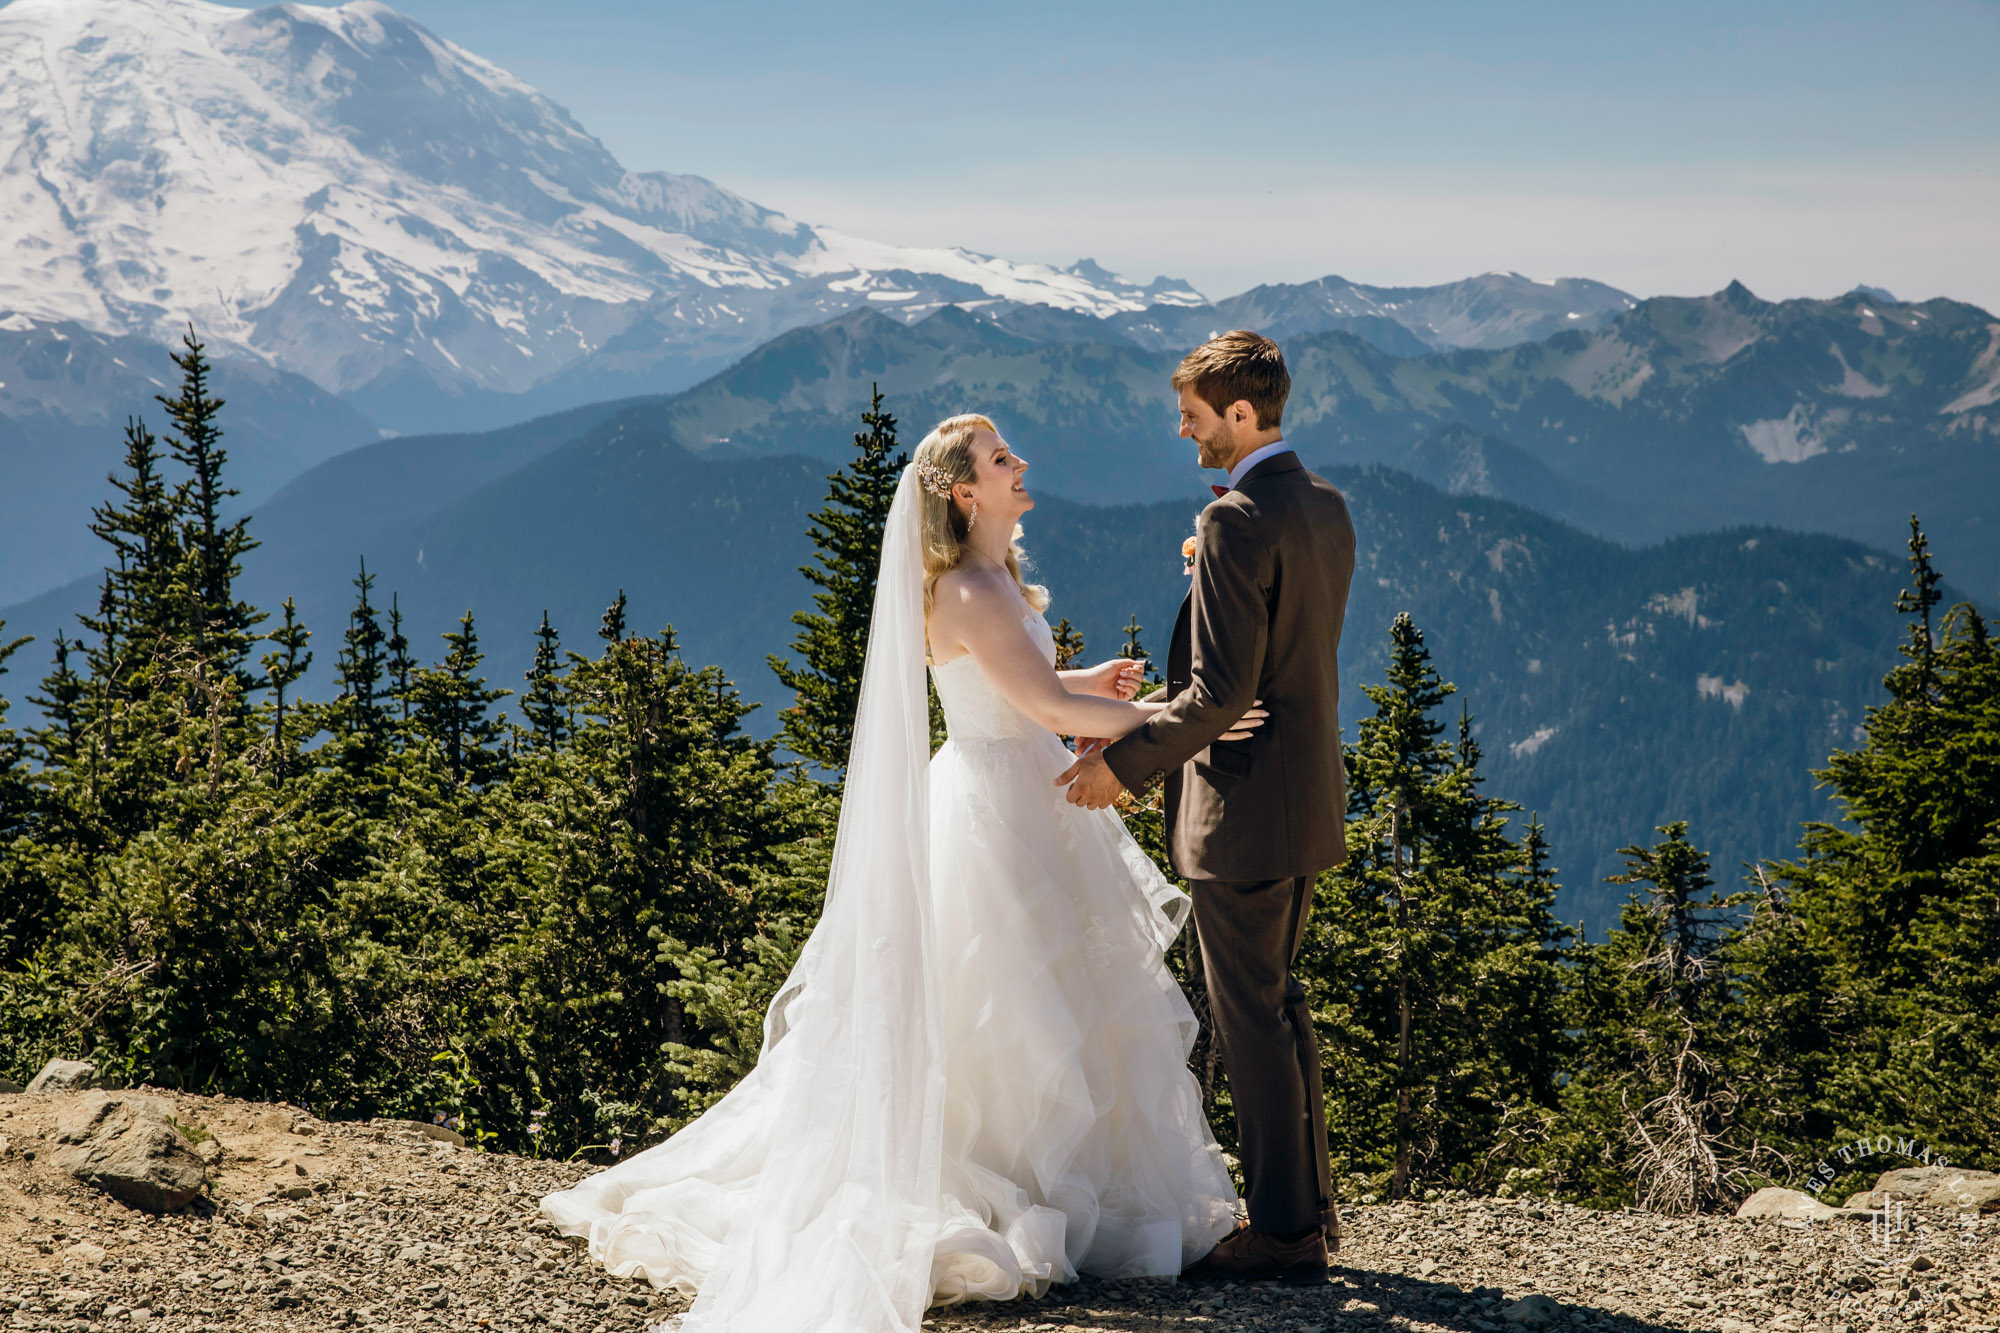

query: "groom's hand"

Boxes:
[1056, 749, 1125, 810]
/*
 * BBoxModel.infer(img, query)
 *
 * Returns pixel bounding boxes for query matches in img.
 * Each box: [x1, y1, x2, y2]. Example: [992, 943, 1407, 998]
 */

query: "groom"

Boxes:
[1057, 330, 1355, 1284]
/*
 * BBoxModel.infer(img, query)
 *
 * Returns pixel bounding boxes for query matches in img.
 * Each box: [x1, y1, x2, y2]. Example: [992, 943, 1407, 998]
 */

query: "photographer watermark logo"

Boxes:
[1801, 1132, 1987, 1257]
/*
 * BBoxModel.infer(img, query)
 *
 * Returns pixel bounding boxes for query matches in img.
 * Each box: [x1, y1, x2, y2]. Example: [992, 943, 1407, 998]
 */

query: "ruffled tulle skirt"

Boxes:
[540, 728, 1239, 1308]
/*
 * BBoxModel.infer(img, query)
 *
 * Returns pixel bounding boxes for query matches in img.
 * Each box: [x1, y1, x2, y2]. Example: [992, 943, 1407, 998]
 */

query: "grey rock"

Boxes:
[0, 1076, 24, 1094]
[1502, 1293, 1564, 1327]
[1735, 1186, 1843, 1222]
[26, 1058, 97, 1093]
[52, 1092, 208, 1211]
[63, 1240, 109, 1266]
[370, 1117, 465, 1148]
[1849, 1165, 2000, 1213]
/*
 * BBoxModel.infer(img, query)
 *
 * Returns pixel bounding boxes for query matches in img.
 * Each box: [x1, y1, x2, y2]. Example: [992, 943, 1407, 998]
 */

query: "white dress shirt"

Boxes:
[1224, 438, 1293, 491]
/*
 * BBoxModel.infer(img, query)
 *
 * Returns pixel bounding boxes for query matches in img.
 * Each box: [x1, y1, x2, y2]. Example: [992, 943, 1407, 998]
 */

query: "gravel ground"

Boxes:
[2, 1089, 1995, 1332]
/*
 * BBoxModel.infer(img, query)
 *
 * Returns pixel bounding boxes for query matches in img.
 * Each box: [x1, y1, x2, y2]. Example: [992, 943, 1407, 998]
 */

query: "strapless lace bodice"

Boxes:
[930, 609, 1056, 743]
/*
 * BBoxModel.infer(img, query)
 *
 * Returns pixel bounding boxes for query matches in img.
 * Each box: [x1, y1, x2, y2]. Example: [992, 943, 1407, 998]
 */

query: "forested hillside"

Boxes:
[0, 378, 1927, 932]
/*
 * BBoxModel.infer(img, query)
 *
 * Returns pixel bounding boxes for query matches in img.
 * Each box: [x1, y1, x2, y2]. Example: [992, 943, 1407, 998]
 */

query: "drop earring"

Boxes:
[968, 499, 979, 531]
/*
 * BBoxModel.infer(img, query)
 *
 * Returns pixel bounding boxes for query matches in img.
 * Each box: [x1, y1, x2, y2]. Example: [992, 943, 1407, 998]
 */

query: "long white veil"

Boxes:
[679, 463, 943, 1333]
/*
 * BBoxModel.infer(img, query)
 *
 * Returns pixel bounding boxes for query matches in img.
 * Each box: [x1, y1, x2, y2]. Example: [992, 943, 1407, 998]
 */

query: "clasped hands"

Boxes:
[1054, 695, 1268, 811]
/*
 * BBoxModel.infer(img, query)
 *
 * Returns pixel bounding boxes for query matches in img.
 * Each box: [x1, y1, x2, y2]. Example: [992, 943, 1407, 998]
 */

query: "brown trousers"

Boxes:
[1193, 874, 1333, 1238]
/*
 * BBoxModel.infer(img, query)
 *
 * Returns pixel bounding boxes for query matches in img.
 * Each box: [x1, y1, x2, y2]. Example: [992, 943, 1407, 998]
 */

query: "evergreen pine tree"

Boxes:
[1894, 513, 1944, 706]
[1308, 613, 1566, 1198]
[386, 593, 416, 724]
[0, 625, 41, 966]
[325, 558, 394, 795]
[769, 386, 906, 772]
[1730, 518, 2000, 1172]
[68, 418, 188, 828]
[157, 328, 263, 681]
[1051, 618, 1085, 671]
[1119, 614, 1159, 686]
[81, 417, 179, 671]
[484, 622, 797, 1147]
[600, 589, 628, 644]
[522, 611, 568, 750]
[1587, 823, 1756, 1214]
[408, 611, 511, 790]
[336, 561, 385, 715]
[0, 627, 30, 837]
[258, 598, 312, 781]
[29, 634, 88, 773]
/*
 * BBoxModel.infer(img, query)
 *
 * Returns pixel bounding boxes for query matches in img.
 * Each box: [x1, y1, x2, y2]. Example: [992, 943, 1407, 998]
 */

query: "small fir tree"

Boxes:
[258, 598, 312, 781]
[157, 328, 263, 680]
[522, 611, 568, 750]
[769, 386, 906, 772]
[29, 634, 88, 773]
[1119, 614, 1159, 686]
[1309, 613, 1566, 1199]
[1051, 618, 1086, 671]
[0, 625, 42, 967]
[1592, 823, 1756, 1214]
[600, 589, 628, 644]
[82, 417, 179, 671]
[385, 593, 415, 723]
[408, 611, 511, 790]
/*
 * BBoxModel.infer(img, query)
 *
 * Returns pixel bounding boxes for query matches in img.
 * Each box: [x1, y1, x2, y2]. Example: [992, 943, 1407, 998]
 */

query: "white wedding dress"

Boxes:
[541, 467, 1237, 1332]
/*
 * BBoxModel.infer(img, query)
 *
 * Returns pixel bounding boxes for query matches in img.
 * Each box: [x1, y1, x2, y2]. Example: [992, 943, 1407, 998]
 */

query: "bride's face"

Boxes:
[957, 428, 1032, 527]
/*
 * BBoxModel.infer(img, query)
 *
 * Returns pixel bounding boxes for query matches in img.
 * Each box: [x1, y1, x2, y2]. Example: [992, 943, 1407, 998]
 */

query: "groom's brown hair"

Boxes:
[1172, 330, 1290, 431]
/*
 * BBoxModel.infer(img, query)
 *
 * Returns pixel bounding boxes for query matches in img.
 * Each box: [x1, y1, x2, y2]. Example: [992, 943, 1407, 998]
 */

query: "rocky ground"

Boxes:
[2, 1086, 1995, 1333]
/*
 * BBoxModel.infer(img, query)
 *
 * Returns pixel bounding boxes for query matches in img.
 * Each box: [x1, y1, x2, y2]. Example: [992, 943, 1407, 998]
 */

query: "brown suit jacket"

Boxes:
[1104, 451, 1356, 882]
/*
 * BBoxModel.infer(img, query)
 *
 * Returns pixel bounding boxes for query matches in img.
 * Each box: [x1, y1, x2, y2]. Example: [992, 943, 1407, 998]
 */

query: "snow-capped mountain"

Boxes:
[1108, 272, 1639, 355]
[0, 0, 1200, 428]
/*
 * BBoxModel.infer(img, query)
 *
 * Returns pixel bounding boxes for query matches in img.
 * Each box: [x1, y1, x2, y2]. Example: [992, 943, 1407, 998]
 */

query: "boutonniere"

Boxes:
[1181, 533, 1197, 576]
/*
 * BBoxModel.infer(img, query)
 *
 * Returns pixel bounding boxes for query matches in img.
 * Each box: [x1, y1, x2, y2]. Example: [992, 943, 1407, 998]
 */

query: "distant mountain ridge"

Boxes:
[331, 283, 1992, 594]
[1103, 273, 1638, 357]
[7, 274, 1993, 608]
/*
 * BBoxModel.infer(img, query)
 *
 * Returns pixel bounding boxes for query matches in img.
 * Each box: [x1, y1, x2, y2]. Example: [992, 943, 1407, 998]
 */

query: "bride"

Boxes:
[542, 413, 1258, 1332]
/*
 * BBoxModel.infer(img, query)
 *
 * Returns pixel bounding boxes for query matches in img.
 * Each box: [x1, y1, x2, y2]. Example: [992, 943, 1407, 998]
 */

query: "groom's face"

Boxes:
[1178, 388, 1248, 470]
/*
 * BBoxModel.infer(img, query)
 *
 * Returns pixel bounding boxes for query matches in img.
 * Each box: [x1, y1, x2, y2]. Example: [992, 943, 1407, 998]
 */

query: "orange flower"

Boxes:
[1181, 534, 1197, 574]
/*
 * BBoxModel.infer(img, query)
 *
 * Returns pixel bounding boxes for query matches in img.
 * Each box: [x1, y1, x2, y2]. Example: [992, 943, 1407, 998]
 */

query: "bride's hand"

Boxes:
[1075, 658, 1145, 700]
[1217, 699, 1267, 743]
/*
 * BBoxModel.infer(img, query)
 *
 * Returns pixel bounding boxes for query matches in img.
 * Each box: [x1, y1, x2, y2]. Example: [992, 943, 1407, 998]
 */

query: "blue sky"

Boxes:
[218, 0, 2000, 307]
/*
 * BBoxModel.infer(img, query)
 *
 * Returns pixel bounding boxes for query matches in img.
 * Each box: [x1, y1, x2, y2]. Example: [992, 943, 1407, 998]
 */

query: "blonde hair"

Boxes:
[915, 414, 1049, 632]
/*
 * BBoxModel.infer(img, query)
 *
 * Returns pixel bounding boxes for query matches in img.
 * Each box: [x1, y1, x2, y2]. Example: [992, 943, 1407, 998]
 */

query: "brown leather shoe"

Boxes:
[1184, 1225, 1330, 1286]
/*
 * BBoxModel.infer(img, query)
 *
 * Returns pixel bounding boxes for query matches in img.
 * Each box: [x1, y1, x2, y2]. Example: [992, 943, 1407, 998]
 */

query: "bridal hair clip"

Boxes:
[915, 460, 957, 499]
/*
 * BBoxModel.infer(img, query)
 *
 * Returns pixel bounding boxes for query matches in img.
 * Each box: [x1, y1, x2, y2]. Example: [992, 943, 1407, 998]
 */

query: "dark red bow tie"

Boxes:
[1210, 484, 1229, 498]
